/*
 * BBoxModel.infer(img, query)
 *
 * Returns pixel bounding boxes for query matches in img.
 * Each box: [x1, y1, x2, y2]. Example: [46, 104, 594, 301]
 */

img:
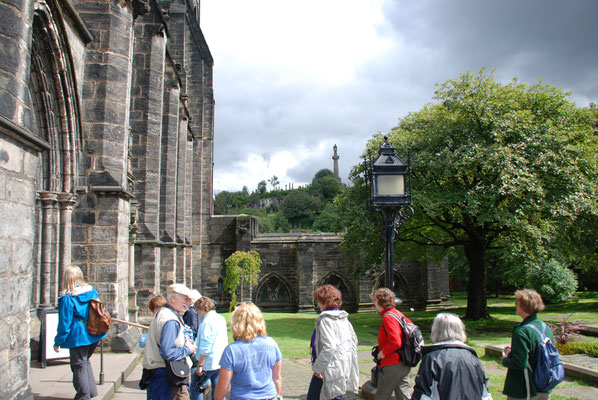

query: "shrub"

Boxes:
[548, 314, 582, 344]
[556, 341, 598, 357]
[526, 259, 577, 303]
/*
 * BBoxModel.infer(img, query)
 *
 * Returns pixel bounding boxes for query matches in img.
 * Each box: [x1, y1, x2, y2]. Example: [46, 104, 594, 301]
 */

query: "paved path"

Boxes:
[110, 351, 377, 400]
[30, 351, 141, 400]
[31, 348, 598, 400]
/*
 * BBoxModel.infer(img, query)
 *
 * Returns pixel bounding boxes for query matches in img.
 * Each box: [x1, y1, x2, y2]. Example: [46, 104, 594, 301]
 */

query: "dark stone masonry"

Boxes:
[0, 0, 213, 397]
[202, 215, 451, 313]
[0, 0, 449, 398]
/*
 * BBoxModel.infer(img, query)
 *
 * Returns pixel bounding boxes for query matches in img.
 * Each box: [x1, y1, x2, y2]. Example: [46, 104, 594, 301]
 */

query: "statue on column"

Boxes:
[332, 144, 341, 183]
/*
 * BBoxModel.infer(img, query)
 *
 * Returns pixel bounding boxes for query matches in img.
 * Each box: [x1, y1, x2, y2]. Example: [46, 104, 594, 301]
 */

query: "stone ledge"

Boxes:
[580, 324, 598, 337]
[0, 114, 50, 151]
[485, 344, 598, 386]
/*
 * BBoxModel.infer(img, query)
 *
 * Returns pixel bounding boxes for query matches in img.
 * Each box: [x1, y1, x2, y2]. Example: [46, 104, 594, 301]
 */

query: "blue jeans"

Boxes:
[146, 368, 172, 400]
[190, 368, 221, 400]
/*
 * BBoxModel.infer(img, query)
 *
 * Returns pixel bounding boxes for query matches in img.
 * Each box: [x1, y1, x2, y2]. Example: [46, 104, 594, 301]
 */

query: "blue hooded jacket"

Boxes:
[54, 285, 107, 348]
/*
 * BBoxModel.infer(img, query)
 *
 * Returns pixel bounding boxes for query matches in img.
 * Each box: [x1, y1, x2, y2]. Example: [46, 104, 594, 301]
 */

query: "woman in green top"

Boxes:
[502, 289, 555, 400]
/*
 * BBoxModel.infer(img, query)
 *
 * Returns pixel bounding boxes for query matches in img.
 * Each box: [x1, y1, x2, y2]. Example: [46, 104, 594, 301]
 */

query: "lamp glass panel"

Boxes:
[375, 174, 405, 196]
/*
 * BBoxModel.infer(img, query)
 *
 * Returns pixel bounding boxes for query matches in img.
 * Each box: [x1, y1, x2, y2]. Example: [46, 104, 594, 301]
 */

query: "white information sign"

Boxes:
[41, 309, 69, 367]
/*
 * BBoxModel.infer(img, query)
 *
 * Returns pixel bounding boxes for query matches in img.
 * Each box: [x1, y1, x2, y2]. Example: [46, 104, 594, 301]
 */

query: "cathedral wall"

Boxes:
[70, 0, 135, 326]
[0, 0, 35, 133]
[0, 0, 216, 394]
[0, 0, 42, 397]
[196, 215, 233, 306]
[0, 133, 38, 400]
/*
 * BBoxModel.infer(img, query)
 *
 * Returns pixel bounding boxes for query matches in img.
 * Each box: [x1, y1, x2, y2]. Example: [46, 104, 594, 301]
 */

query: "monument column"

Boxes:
[332, 144, 340, 183]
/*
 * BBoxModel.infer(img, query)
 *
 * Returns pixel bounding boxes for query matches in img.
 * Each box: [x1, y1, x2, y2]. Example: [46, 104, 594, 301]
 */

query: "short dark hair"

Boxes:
[313, 285, 342, 309]
[374, 288, 396, 310]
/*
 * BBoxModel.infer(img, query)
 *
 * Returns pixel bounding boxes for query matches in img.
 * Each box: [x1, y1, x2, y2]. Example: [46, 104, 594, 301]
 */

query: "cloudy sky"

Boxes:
[201, 0, 598, 194]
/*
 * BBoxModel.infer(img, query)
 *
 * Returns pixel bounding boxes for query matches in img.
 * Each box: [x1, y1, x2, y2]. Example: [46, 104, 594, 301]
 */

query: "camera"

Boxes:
[197, 375, 210, 393]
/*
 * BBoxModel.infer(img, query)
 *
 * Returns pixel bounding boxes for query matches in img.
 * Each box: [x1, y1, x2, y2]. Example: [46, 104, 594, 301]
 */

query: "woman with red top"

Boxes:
[374, 288, 413, 400]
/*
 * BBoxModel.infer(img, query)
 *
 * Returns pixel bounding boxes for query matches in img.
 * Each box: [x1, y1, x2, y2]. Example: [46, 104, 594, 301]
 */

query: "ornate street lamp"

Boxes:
[365, 137, 413, 290]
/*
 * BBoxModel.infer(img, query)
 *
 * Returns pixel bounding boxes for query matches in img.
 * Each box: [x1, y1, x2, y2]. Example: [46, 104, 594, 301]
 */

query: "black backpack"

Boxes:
[382, 311, 424, 367]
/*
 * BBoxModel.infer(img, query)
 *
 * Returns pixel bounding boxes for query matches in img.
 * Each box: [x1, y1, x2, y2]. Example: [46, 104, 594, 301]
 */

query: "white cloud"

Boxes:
[214, 142, 339, 193]
[201, 0, 598, 194]
[203, 0, 392, 85]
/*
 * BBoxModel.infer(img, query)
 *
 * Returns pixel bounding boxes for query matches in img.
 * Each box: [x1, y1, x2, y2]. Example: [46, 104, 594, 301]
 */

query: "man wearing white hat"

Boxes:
[143, 284, 198, 400]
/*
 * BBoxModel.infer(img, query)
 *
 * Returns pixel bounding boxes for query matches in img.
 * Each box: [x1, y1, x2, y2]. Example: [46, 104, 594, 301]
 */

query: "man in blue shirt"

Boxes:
[142, 284, 198, 400]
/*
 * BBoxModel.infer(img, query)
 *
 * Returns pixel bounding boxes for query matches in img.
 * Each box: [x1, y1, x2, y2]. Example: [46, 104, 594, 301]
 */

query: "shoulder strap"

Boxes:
[524, 322, 547, 340]
[383, 310, 403, 324]
[381, 310, 404, 336]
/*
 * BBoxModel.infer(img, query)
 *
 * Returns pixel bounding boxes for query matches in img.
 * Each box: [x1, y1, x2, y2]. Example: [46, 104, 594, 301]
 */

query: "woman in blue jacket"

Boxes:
[54, 266, 107, 400]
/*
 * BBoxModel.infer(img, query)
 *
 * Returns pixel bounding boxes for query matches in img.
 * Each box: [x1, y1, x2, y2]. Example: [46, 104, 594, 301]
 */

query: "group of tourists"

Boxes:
[54, 265, 558, 400]
[366, 287, 557, 400]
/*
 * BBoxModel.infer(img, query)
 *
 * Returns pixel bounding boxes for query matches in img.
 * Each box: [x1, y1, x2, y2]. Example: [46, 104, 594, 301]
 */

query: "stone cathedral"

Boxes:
[0, 0, 450, 398]
[0, 0, 214, 397]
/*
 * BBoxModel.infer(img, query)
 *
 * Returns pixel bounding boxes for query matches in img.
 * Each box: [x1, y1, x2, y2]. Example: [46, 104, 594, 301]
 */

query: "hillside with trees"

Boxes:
[214, 169, 343, 233]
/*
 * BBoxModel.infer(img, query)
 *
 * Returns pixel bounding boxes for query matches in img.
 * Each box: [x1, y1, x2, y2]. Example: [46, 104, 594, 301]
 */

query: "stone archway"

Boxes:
[254, 272, 295, 312]
[29, 0, 83, 309]
[375, 270, 409, 302]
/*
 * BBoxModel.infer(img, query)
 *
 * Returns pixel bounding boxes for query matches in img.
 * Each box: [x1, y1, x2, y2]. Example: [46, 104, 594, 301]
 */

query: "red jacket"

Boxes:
[377, 308, 413, 368]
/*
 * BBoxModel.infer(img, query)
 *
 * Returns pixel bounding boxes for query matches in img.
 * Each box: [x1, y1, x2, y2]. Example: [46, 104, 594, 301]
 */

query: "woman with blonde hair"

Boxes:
[54, 266, 107, 400]
[412, 313, 492, 399]
[214, 302, 282, 400]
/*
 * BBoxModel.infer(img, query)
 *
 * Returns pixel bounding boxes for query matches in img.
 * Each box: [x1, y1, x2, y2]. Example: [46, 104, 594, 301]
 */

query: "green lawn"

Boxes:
[218, 292, 598, 399]
[219, 291, 598, 357]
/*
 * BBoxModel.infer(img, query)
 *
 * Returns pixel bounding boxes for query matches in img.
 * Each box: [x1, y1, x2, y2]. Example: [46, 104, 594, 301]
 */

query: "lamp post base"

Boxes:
[360, 380, 377, 400]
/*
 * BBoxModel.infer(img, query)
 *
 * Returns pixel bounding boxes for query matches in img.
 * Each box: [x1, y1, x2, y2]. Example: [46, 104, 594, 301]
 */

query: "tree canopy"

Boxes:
[280, 190, 312, 222]
[311, 169, 341, 201]
[338, 70, 598, 319]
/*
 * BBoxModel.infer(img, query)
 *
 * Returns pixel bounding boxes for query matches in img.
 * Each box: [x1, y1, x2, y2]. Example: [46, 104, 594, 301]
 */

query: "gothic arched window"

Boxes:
[255, 274, 292, 305]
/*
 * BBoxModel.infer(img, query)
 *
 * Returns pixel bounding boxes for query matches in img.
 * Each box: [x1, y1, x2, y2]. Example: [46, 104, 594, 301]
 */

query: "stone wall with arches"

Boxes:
[202, 215, 452, 313]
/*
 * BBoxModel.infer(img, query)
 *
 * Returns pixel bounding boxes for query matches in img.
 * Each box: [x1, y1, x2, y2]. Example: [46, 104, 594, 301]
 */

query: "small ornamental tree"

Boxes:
[527, 259, 578, 304]
[223, 250, 262, 310]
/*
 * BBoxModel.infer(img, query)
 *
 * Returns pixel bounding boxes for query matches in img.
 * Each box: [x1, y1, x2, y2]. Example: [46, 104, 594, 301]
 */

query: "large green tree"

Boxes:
[338, 70, 598, 319]
[311, 169, 341, 201]
[280, 190, 312, 225]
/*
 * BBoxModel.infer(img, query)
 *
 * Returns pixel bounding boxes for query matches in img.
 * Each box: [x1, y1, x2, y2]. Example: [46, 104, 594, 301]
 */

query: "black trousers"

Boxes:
[69, 341, 99, 400]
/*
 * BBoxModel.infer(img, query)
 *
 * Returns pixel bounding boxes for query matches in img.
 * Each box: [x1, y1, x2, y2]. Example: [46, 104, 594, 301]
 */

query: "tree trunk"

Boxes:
[240, 261, 245, 302]
[464, 242, 489, 319]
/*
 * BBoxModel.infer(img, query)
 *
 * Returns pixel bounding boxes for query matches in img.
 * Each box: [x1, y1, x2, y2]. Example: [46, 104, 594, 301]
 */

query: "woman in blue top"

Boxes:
[191, 297, 228, 400]
[214, 302, 282, 400]
[54, 266, 107, 400]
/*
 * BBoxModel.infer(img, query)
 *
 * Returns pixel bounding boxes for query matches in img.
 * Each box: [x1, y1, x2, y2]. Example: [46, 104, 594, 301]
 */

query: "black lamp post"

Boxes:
[365, 137, 413, 290]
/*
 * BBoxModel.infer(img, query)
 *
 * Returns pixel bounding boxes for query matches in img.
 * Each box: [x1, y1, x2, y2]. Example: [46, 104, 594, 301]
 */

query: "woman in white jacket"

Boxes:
[307, 285, 359, 400]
